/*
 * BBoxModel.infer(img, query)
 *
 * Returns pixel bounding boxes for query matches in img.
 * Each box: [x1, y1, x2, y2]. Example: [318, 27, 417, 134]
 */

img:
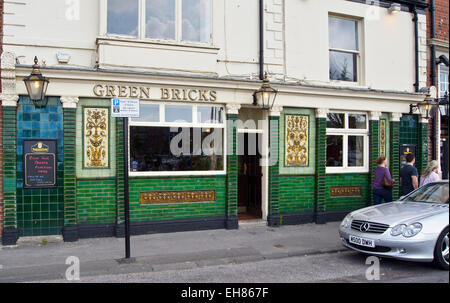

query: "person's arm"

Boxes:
[412, 175, 419, 189]
[385, 167, 393, 183]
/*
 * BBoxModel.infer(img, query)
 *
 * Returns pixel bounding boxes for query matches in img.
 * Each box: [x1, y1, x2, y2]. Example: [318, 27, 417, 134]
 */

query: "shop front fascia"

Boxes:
[1, 58, 427, 244]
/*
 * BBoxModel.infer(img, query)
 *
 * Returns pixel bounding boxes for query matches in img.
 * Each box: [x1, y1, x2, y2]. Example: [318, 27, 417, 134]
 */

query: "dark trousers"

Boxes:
[373, 188, 393, 205]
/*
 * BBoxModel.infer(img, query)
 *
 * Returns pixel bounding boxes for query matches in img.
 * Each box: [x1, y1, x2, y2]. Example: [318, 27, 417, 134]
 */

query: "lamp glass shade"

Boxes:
[23, 57, 49, 108]
[253, 74, 278, 110]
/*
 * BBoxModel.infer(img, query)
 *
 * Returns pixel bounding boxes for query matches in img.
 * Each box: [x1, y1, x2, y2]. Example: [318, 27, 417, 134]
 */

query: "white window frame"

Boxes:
[326, 111, 369, 174]
[328, 14, 363, 85]
[128, 101, 226, 177]
[102, 0, 213, 47]
[438, 64, 449, 98]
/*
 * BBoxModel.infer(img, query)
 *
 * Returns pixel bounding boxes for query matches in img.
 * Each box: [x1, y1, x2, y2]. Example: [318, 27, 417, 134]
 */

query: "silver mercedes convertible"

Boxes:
[339, 181, 449, 270]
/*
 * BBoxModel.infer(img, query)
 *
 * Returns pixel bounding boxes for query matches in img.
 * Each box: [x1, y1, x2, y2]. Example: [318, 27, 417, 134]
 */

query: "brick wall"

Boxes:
[426, 0, 449, 161]
[434, 0, 449, 42]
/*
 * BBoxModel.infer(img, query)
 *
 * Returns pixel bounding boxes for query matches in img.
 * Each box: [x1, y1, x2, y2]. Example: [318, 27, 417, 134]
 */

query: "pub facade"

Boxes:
[1, 0, 430, 245]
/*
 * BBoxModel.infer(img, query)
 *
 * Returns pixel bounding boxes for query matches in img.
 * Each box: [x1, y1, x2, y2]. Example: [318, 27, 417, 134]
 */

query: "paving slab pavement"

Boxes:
[0, 222, 345, 282]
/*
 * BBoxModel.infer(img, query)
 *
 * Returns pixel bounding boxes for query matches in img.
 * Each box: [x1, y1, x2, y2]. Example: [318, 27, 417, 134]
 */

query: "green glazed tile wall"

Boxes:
[226, 114, 238, 219]
[63, 108, 77, 227]
[369, 119, 380, 206]
[325, 173, 370, 211]
[315, 117, 327, 214]
[16, 97, 64, 236]
[2, 106, 17, 230]
[278, 175, 315, 214]
[129, 176, 226, 222]
[390, 121, 401, 200]
[76, 179, 117, 224]
[268, 116, 280, 217]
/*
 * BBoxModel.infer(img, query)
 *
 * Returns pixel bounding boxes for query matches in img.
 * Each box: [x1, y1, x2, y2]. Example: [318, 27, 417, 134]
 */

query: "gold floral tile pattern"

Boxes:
[285, 115, 309, 166]
[380, 119, 386, 157]
[84, 108, 109, 168]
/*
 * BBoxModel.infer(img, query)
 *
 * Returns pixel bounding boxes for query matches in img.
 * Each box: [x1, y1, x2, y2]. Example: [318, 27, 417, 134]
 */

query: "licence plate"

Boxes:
[349, 235, 375, 248]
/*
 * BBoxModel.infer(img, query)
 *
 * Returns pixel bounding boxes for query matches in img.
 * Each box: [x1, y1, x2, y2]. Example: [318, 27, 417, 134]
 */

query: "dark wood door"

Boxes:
[238, 133, 262, 218]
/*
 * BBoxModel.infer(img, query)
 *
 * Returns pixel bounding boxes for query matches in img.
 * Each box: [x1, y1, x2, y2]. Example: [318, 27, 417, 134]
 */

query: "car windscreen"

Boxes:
[403, 182, 449, 204]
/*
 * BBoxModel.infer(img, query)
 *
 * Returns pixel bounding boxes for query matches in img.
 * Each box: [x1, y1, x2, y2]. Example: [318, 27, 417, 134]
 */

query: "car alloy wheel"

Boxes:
[442, 232, 449, 265]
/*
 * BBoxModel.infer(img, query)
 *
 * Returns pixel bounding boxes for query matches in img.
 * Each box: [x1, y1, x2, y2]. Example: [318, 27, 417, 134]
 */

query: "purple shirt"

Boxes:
[371, 166, 393, 190]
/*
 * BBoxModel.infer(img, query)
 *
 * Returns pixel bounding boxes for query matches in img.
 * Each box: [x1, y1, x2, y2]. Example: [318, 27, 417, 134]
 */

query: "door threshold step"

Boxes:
[238, 219, 266, 227]
[17, 235, 63, 245]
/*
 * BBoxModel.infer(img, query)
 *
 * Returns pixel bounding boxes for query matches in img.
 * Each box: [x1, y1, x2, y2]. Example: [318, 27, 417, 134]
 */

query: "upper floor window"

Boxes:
[439, 64, 449, 98]
[107, 0, 211, 44]
[329, 16, 360, 82]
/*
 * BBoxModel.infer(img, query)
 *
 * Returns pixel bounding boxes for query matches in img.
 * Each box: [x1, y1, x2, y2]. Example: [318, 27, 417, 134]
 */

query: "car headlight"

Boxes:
[340, 214, 352, 229]
[391, 224, 406, 236]
[402, 223, 422, 238]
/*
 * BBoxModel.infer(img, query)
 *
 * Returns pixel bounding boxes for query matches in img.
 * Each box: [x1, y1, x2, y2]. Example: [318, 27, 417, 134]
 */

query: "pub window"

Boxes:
[129, 103, 225, 175]
[106, 0, 211, 44]
[326, 112, 368, 173]
[328, 16, 360, 82]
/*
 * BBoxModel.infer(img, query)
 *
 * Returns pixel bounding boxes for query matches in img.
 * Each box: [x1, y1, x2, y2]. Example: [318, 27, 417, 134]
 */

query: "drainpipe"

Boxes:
[430, 0, 437, 160]
[259, 0, 264, 80]
[413, 6, 419, 93]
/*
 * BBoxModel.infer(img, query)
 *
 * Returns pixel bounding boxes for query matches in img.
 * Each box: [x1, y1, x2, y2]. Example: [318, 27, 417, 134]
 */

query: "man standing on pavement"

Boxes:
[400, 153, 419, 196]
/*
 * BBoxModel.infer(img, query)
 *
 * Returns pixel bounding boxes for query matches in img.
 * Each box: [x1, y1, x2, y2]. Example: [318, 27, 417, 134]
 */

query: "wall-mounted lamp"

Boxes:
[252, 72, 278, 110]
[409, 87, 438, 120]
[23, 56, 49, 108]
[389, 3, 401, 14]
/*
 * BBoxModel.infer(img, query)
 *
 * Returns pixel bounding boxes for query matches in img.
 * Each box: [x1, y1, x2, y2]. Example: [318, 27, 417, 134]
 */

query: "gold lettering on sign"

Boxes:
[140, 190, 216, 205]
[93, 84, 217, 102]
[330, 186, 362, 197]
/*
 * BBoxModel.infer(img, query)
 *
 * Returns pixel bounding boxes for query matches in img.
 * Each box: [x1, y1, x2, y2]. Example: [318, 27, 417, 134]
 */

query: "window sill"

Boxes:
[129, 171, 227, 177]
[326, 167, 369, 174]
[96, 36, 220, 54]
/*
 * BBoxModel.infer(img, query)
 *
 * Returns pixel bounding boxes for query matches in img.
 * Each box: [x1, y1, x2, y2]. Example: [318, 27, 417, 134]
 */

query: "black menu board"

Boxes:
[23, 140, 57, 189]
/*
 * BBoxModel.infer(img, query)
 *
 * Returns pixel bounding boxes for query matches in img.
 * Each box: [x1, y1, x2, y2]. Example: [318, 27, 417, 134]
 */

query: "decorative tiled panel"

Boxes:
[16, 97, 64, 236]
[84, 107, 109, 168]
[279, 108, 316, 175]
[76, 99, 116, 179]
[285, 115, 309, 166]
[380, 119, 387, 157]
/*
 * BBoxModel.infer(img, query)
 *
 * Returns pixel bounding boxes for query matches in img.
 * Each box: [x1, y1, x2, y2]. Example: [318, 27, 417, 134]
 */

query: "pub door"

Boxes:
[238, 132, 262, 220]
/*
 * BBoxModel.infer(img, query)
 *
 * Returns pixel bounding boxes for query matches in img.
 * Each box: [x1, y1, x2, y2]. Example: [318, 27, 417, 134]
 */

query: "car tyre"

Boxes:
[433, 227, 449, 270]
